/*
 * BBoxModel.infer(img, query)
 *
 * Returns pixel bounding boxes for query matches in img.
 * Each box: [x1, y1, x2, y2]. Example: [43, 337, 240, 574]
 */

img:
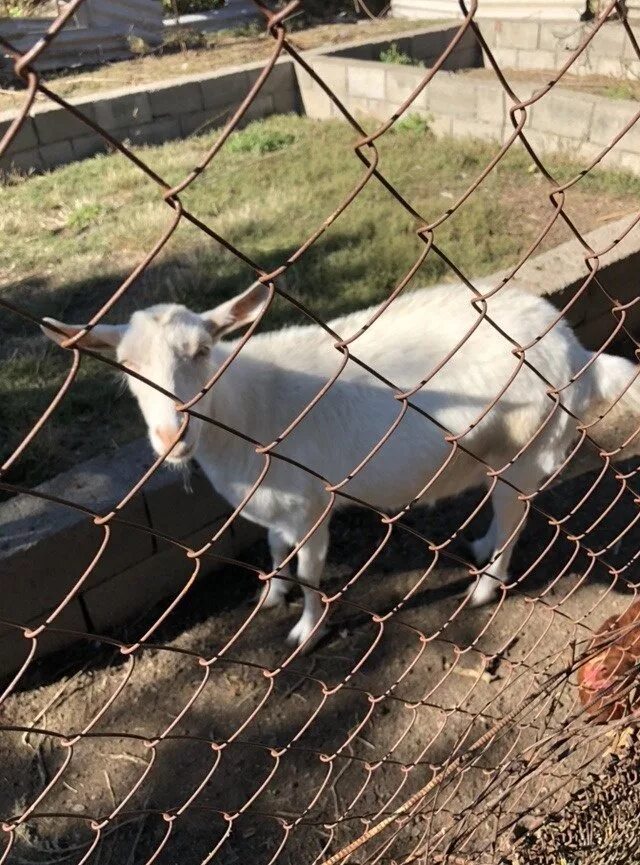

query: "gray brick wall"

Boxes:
[0, 58, 299, 174]
[0, 440, 263, 675]
[297, 57, 640, 176]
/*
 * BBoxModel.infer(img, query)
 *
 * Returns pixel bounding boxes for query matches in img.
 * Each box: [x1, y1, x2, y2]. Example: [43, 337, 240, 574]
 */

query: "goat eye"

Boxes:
[194, 345, 210, 359]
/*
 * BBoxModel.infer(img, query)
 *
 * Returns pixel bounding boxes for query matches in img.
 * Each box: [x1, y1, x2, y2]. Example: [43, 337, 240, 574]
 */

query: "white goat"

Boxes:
[42, 280, 639, 649]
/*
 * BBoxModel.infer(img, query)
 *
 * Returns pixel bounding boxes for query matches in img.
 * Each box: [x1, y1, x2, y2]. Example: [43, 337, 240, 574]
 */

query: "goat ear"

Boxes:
[40, 318, 126, 352]
[201, 282, 270, 339]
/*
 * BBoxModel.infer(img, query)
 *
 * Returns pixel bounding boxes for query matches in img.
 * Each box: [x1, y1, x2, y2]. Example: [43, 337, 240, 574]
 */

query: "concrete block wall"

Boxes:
[479, 17, 640, 79]
[297, 56, 640, 175]
[391, 0, 585, 19]
[4, 20, 640, 176]
[0, 440, 263, 676]
[0, 58, 298, 174]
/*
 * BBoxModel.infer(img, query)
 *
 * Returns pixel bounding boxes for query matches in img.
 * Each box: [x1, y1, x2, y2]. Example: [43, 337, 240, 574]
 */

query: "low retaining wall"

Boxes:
[297, 53, 640, 174]
[0, 23, 476, 174]
[0, 58, 297, 174]
[480, 17, 640, 79]
[3, 21, 640, 177]
[2, 215, 639, 678]
[0, 439, 262, 676]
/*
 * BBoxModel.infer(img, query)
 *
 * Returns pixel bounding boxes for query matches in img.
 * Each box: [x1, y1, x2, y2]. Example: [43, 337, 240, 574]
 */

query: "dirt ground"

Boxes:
[0, 18, 434, 113]
[1, 408, 639, 865]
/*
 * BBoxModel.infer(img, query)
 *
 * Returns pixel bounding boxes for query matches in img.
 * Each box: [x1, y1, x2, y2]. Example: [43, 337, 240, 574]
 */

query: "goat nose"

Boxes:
[155, 426, 179, 450]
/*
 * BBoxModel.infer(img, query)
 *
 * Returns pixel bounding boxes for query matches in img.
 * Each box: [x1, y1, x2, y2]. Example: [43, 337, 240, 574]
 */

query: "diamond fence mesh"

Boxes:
[1, 2, 640, 864]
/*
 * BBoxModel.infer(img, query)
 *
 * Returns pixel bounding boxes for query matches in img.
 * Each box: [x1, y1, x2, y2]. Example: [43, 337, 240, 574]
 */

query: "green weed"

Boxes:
[379, 42, 414, 65]
[227, 124, 296, 154]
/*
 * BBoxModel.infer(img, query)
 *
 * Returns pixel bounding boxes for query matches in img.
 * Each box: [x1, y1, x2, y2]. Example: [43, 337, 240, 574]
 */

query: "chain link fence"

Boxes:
[1, 2, 640, 863]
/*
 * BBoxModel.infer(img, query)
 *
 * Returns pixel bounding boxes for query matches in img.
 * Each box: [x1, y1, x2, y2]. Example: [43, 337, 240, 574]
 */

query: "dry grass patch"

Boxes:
[0, 18, 438, 112]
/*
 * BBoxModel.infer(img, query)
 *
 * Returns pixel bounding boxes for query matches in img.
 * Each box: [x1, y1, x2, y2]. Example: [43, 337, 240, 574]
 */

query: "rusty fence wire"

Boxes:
[1, 1, 640, 863]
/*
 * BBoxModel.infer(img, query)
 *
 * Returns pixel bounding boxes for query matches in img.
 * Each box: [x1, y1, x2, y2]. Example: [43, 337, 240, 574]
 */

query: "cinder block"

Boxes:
[82, 519, 237, 632]
[0, 601, 87, 678]
[516, 48, 557, 71]
[307, 58, 348, 95]
[149, 81, 203, 118]
[143, 466, 231, 541]
[0, 146, 43, 174]
[429, 113, 453, 137]
[590, 100, 640, 149]
[345, 96, 385, 122]
[490, 47, 518, 69]
[476, 81, 505, 127]
[200, 69, 249, 111]
[623, 29, 640, 59]
[522, 127, 581, 159]
[530, 91, 594, 141]
[477, 19, 498, 48]
[126, 117, 181, 146]
[32, 104, 93, 144]
[93, 90, 152, 131]
[0, 113, 38, 151]
[426, 73, 477, 119]
[616, 149, 640, 174]
[495, 20, 539, 51]
[263, 60, 294, 96]
[451, 117, 501, 143]
[0, 509, 153, 623]
[593, 23, 626, 56]
[622, 59, 640, 80]
[298, 80, 333, 120]
[0, 440, 155, 622]
[237, 92, 275, 127]
[72, 133, 108, 160]
[385, 66, 428, 111]
[38, 139, 74, 168]
[538, 24, 570, 52]
[593, 56, 626, 77]
[179, 108, 223, 137]
[347, 62, 386, 101]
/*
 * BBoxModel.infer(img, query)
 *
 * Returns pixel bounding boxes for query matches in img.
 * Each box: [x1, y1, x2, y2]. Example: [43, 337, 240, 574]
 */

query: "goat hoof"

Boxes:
[259, 579, 289, 610]
[466, 578, 499, 608]
[286, 619, 327, 653]
[468, 535, 492, 568]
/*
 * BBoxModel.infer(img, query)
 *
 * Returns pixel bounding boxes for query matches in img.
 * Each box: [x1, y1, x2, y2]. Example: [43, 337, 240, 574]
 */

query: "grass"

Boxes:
[226, 126, 296, 155]
[1, 113, 640, 494]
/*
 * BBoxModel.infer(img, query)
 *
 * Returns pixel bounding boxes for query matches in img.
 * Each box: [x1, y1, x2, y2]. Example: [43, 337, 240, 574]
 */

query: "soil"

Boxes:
[1, 412, 639, 865]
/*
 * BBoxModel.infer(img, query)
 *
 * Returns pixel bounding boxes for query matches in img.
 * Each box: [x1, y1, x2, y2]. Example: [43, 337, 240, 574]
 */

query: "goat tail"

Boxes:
[585, 351, 640, 423]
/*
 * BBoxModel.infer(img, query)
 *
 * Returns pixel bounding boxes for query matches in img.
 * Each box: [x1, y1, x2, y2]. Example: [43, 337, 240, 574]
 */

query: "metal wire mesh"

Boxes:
[1, 1, 640, 864]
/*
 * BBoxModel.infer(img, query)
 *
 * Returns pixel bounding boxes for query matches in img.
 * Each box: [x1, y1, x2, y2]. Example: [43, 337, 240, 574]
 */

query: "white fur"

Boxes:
[42, 280, 639, 650]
